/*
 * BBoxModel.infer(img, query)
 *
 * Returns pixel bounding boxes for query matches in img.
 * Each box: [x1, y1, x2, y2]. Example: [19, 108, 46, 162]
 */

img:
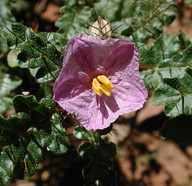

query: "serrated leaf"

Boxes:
[160, 115, 192, 144]
[0, 112, 31, 134]
[0, 0, 15, 55]
[3, 23, 63, 83]
[141, 34, 192, 89]
[13, 95, 53, 127]
[44, 113, 69, 154]
[0, 96, 69, 184]
[153, 73, 192, 116]
[0, 73, 22, 114]
[119, 0, 176, 42]
[55, 0, 176, 48]
[55, 5, 93, 41]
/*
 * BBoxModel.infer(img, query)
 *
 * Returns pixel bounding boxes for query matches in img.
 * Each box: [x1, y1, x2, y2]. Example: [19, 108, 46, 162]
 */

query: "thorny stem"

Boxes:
[152, 0, 165, 14]
[142, 66, 187, 73]
[133, 4, 174, 34]
[158, 40, 165, 60]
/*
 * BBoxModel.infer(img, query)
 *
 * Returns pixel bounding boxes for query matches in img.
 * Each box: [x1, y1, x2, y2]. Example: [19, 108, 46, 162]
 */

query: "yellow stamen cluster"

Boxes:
[92, 75, 114, 96]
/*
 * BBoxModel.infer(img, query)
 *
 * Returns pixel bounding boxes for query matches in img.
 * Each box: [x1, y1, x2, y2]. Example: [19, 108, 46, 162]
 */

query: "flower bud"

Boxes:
[90, 17, 112, 39]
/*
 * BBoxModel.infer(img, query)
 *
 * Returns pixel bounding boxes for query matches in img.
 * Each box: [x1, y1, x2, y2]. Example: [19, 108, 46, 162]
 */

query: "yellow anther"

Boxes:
[92, 75, 114, 97]
[92, 78, 102, 96]
[97, 75, 114, 89]
[100, 84, 112, 97]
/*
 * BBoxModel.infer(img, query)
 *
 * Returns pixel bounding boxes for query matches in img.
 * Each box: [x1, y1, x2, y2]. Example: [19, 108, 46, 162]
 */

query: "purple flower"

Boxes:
[53, 34, 148, 131]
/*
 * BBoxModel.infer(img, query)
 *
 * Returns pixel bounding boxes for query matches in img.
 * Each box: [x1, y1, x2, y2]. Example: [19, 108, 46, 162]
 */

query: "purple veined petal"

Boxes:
[86, 79, 147, 131]
[110, 47, 148, 99]
[73, 34, 135, 74]
[53, 77, 106, 131]
[53, 74, 112, 131]
[53, 78, 87, 101]
[53, 75, 145, 131]
[105, 41, 135, 75]
[86, 95, 120, 130]
[53, 77, 95, 125]
[113, 80, 147, 107]
[53, 33, 148, 131]
[59, 35, 96, 83]
[71, 38, 96, 71]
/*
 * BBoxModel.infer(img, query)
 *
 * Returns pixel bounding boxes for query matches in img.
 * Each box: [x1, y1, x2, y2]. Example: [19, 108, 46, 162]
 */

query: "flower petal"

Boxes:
[111, 47, 148, 99]
[85, 80, 147, 131]
[106, 42, 135, 74]
[85, 46, 148, 130]
[53, 78, 95, 126]
[73, 34, 135, 74]
[59, 35, 96, 83]
[53, 34, 148, 131]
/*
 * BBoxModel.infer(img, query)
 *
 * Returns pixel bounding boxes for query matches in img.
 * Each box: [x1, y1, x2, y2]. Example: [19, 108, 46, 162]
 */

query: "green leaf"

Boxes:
[78, 141, 116, 161]
[0, 97, 13, 114]
[55, 5, 93, 41]
[0, 112, 31, 134]
[13, 95, 53, 127]
[0, 0, 15, 55]
[7, 49, 21, 68]
[55, 0, 176, 47]
[73, 125, 112, 140]
[141, 34, 192, 89]
[96, 125, 113, 136]
[0, 73, 22, 113]
[119, 0, 177, 42]
[3, 23, 63, 83]
[0, 74, 21, 96]
[121, 26, 134, 37]
[73, 125, 93, 140]
[0, 151, 14, 185]
[160, 115, 192, 144]
[40, 97, 56, 111]
[40, 113, 69, 154]
[78, 138, 117, 185]
[0, 95, 69, 184]
[153, 72, 192, 117]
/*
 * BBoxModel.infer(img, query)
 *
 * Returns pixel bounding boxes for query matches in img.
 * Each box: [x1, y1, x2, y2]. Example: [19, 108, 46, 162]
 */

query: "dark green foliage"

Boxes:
[153, 73, 192, 116]
[1, 0, 192, 185]
[83, 160, 116, 186]
[140, 34, 192, 89]
[0, 0, 15, 54]
[120, 0, 177, 42]
[3, 23, 63, 83]
[73, 125, 116, 186]
[0, 69, 22, 114]
[55, 0, 177, 49]
[0, 95, 69, 184]
[140, 34, 192, 117]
